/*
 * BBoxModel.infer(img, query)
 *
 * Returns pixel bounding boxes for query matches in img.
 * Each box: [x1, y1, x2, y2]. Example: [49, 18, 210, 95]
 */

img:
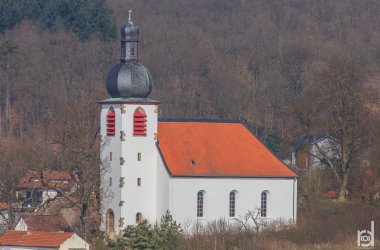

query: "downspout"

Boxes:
[292, 177, 296, 223]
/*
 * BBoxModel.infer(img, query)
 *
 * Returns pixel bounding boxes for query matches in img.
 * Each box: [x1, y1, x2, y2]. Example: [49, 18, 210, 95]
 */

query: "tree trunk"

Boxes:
[338, 173, 348, 202]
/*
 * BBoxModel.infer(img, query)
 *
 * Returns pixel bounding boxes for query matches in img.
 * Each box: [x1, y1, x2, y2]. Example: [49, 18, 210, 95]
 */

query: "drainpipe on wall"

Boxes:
[292, 177, 296, 223]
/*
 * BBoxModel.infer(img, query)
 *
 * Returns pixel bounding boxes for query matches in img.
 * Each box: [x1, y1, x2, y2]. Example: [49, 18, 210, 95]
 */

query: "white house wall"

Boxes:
[99, 103, 122, 232]
[168, 176, 297, 229]
[156, 151, 170, 221]
[14, 218, 27, 231]
[59, 234, 89, 250]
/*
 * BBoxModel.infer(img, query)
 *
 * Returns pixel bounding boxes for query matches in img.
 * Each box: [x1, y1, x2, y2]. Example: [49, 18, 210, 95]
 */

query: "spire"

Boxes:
[106, 11, 153, 98]
[120, 10, 139, 63]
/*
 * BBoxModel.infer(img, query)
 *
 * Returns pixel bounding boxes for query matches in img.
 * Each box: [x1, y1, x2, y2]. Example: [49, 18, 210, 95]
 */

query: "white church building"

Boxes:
[99, 13, 297, 235]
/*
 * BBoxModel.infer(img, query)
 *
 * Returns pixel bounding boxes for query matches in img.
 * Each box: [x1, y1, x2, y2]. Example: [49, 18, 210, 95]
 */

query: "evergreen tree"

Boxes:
[155, 211, 183, 250]
[264, 128, 280, 156]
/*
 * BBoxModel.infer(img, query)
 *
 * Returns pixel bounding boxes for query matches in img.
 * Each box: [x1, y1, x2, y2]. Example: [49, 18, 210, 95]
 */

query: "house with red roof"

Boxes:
[0, 231, 89, 250]
[98, 14, 297, 234]
[15, 215, 71, 232]
[16, 170, 75, 209]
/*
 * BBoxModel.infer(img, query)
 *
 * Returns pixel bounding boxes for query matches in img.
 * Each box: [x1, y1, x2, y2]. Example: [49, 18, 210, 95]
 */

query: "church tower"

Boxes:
[99, 11, 160, 235]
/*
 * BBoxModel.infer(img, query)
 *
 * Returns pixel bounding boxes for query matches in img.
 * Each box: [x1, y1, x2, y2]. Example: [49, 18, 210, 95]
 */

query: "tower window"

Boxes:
[131, 46, 135, 58]
[137, 178, 141, 186]
[106, 107, 115, 136]
[109, 177, 112, 187]
[137, 153, 141, 161]
[136, 212, 142, 224]
[133, 108, 147, 136]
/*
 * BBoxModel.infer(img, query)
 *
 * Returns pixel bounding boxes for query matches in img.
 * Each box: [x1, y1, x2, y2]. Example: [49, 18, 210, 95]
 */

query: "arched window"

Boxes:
[261, 191, 268, 217]
[229, 191, 236, 217]
[133, 108, 147, 136]
[197, 191, 204, 217]
[106, 107, 115, 136]
[136, 212, 142, 224]
[106, 209, 114, 233]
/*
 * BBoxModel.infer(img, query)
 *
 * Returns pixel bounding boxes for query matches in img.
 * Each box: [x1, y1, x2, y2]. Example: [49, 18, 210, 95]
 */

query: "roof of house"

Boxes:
[0, 202, 19, 210]
[17, 170, 74, 190]
[0, 231, 74, 248]
[157, 121, 296, 177]
[18, 215, 71, 232]
[294, 134, 330, 145]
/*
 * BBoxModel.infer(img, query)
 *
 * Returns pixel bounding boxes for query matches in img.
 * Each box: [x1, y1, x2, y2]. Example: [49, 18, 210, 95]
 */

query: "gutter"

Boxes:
[293, 177, 296, 223]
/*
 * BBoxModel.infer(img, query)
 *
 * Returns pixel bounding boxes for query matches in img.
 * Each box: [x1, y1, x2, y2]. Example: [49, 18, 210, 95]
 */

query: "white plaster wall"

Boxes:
[156, 151, 170, 220]
[100, 102, 159, 234]
[59, 234, 89, 250]
[14, 218, 27, 231]
[99, 103, 122, 233]
[169, 177, 297, 229]
[42, 190, 57, 203]
[120, 104, 159, 228]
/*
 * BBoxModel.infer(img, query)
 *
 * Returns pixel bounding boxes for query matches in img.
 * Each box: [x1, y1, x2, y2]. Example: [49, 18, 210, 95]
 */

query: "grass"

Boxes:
[177, 200, 380, 250]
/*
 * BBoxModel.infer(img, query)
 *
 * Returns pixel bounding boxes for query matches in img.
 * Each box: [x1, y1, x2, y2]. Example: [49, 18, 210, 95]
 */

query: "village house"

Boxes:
[99, 12, 297, 235]
[0, 231, 89, 250]
[291, 135, 339, 173]
[16, 170, 75, 209]
[14, 215, 71, 232]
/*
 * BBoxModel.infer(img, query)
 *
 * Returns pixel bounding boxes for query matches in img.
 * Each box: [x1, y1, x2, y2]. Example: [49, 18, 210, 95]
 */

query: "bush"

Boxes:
[112, 211, 182, 250]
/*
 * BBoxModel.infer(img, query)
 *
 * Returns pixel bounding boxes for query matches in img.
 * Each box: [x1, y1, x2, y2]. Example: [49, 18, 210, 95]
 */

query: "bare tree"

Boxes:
[296, 59, 376, 201]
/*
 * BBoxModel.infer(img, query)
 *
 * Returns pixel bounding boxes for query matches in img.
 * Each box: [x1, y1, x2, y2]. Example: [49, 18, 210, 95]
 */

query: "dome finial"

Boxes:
[128, 10, 132, 22]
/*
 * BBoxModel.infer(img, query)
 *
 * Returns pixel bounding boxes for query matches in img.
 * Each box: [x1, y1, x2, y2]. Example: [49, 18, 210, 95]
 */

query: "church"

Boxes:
[99, 12, 297, 235]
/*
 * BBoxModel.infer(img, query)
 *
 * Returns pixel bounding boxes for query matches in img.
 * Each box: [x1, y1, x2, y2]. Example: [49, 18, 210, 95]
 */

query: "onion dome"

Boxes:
[106, 10, 153, 98]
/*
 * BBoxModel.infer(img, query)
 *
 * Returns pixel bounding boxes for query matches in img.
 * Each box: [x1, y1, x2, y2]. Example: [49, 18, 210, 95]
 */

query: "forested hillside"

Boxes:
[0, 0, 379, 163]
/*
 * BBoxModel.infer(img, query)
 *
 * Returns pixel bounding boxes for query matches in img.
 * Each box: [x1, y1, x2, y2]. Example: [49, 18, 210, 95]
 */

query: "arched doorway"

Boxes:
[106, 209, 115, 233]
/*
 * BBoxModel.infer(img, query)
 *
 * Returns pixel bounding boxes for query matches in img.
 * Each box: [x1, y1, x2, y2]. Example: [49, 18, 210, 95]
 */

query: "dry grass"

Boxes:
[177, 200, 380, 250]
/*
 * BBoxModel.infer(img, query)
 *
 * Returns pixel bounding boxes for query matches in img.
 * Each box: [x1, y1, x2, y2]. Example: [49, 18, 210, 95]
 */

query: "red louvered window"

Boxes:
[106, 107, 115, 136]
[133, 108, 147, 136]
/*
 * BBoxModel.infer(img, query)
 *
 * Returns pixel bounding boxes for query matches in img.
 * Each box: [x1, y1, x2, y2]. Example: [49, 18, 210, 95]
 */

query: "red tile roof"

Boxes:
[19, 215, 71, 232]
[17, 170, 74, 190]
[0, 202, 19, 210]
[158, 121, 297, 177]
[0, 231, 74, 248]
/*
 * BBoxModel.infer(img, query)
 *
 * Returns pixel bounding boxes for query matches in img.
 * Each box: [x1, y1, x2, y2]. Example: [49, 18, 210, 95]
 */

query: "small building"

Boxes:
[16, 171, 75, 209]
[0, 231, 89, 250]
[291, 135, 338, 172]
[15, 215, 71, 232]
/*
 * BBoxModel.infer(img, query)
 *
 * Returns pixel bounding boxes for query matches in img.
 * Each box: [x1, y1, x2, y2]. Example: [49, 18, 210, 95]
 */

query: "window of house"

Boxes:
[197, 191, 204, 218]
[137, 152, 141, 161]
[137, 178, 141, 186]
[229, 191, 236, 217]
[133, 108, 147, 136]
[136, 212, 142, 224]
[106, 107, 115, 136]
[261, 191, 268, 217]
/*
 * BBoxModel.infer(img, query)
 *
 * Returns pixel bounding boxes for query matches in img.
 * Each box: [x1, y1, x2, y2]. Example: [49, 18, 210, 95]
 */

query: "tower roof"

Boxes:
[106, 10, 153, 99]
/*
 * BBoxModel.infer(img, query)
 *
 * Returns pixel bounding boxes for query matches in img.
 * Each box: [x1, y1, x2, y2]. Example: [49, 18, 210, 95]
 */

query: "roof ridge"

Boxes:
[159, 118, 246, 123]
